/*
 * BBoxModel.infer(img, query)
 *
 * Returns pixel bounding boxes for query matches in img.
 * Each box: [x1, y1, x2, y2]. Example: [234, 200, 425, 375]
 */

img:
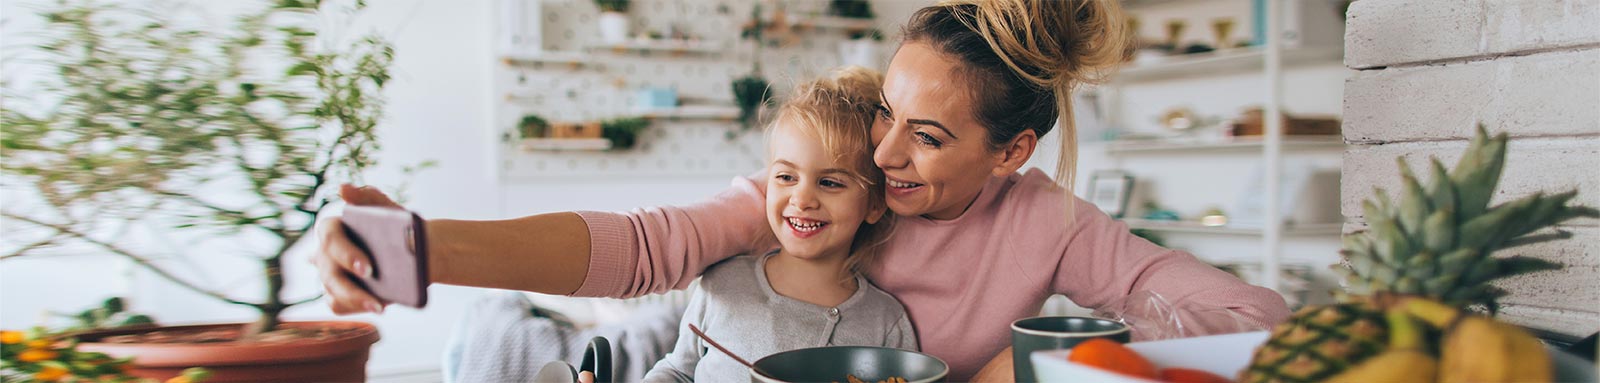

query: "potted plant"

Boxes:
[1, 0, 397, 381]
[594, 0, 631, 44]
[829, 0, 875, 19]
[600, 117, 650, 150]
[733, 4, 776, 134]
[519, 114, 551, 139]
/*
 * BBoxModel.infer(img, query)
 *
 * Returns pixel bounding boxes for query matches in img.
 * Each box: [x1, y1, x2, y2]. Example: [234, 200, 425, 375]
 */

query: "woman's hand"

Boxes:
[311, 184, 403, 314]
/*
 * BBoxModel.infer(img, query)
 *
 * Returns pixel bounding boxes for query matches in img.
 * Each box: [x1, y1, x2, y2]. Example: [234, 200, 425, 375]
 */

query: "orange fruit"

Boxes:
[1159, 367, 1233, 383]
[1066, 338, 1159, 379]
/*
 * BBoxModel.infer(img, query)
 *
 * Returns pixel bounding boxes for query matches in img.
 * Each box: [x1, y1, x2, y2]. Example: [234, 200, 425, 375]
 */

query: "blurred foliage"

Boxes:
[1, 327, 209, 382]
[0, 0, 395, 334]
[52, 298, 156, 333]
[600, 117, 649, 150]
[593, 0, 629, 13]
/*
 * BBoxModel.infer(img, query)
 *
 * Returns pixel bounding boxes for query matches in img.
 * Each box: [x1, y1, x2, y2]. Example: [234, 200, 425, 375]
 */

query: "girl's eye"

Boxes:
[874, 105, 891, 121]
[914, 132, 943, 148]
[820, 178, 845, 188]
[775, 174, 796, 183]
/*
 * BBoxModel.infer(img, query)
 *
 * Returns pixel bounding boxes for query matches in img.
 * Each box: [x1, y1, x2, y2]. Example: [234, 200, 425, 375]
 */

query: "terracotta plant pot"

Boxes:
[75, 321, 380, 383]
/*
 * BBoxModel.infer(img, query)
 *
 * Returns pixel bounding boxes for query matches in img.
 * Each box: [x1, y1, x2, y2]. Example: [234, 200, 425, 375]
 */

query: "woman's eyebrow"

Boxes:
[880, 90, 958, 139]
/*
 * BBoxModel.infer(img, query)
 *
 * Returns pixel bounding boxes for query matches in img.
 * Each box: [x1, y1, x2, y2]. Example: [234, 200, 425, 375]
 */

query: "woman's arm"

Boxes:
[1049, 196, 1292, 332]
[315, 174, 770, 313]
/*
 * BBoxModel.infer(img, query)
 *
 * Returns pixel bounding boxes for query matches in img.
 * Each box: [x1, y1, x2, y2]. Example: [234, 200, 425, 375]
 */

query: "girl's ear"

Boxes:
[864, 198, 889, 225]
[991, 129, 1038, 177]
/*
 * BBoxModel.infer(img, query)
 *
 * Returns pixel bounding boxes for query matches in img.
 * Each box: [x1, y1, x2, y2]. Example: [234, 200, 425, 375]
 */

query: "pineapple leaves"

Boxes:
[1496, 256, 1563, 277]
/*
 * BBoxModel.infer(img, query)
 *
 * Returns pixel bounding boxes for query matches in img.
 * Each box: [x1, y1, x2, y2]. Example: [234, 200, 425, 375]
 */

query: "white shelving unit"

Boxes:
[1093, 0, 1349, 297]
[1119, 46, 1345, 82]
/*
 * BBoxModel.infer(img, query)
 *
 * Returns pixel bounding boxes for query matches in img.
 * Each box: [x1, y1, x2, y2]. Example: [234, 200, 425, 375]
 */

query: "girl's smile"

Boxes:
[784, 216, 829, 239]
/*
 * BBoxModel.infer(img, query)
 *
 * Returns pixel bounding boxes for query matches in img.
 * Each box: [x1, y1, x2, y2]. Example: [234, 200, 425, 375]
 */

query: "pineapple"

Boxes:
[1238, 125, 1599, 383]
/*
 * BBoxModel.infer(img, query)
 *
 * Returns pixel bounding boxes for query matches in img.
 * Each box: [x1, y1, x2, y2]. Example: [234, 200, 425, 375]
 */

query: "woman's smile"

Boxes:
[885, 175, 926, 197]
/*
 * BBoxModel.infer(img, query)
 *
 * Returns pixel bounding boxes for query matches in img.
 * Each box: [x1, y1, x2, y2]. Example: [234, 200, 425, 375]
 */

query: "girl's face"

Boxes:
[871, 41, 1008, 220]
[766, 123, 886, 260]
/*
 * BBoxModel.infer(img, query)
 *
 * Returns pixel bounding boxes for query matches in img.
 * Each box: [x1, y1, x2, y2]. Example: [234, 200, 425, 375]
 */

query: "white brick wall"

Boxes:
[1343, 0, 1600, 337]
[1344, 50, 1600, 143]
[1345, 0, 1600, 69]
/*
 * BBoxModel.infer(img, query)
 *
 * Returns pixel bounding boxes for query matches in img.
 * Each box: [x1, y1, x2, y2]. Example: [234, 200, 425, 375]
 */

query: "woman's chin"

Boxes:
[885, 198, 929, 217]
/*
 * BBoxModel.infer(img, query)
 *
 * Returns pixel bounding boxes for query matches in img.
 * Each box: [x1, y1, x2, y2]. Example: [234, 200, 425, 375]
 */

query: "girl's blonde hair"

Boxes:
[903, 0, 1132, 224]
[766, 66, 894, 278]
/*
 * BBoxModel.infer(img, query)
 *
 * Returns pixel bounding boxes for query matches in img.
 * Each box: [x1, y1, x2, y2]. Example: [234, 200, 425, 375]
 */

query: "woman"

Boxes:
[314, 1, 1290, 380]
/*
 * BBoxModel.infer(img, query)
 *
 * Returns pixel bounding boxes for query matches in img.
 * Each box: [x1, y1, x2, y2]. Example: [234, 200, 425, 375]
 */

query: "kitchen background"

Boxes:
[1, 0, 1593, 381]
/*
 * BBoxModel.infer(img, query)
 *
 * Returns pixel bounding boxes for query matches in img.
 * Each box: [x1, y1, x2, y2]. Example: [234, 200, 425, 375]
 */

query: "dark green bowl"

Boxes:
[750, 346, 948, 383]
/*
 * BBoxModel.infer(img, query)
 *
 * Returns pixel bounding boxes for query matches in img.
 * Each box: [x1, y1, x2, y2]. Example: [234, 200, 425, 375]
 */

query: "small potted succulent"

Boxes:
[0, 0, 404, 381]
[594, 0, 631, 44]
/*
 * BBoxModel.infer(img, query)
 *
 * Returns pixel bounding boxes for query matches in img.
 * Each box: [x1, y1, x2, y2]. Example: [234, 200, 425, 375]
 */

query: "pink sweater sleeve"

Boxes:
[1049, 193, 1292, 334]
[569, 172, 773, 298]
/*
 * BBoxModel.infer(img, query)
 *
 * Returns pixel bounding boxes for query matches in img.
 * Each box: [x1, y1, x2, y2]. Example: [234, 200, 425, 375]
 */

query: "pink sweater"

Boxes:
[572, 168, 1290, 381]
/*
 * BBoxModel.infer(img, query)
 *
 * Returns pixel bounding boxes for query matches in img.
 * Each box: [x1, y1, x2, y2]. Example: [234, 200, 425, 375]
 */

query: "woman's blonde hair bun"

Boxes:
[939, 0, 1132, 90]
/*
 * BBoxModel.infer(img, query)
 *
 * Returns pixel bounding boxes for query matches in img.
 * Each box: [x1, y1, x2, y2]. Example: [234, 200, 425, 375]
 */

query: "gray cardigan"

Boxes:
[642, 252, 918, 383]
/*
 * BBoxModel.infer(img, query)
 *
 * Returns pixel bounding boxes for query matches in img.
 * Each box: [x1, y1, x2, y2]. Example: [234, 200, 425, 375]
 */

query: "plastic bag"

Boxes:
[1091, 290, 1270, 342]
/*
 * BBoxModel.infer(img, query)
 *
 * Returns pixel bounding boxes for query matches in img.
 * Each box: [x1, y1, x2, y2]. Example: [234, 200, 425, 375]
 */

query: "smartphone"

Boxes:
[340, 205, 429, 308]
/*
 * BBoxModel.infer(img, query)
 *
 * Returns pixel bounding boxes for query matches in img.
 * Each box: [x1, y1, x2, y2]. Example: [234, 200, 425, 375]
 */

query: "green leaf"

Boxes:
[1496, 256, 1562, 276]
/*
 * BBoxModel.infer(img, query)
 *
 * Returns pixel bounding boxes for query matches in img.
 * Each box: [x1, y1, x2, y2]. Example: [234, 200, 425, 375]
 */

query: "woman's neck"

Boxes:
[764, 249, 858, 308]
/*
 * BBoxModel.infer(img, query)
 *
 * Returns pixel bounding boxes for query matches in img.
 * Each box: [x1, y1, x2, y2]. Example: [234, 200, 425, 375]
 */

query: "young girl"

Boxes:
[639, 67, 915, 383]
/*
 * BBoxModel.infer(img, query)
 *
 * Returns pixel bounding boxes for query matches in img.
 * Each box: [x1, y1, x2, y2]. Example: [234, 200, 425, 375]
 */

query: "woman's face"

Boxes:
[871, 41, 1006, 220]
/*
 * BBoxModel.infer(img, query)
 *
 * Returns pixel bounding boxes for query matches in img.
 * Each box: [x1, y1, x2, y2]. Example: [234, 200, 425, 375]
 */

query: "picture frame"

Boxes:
[1087, 170, 1135, 218]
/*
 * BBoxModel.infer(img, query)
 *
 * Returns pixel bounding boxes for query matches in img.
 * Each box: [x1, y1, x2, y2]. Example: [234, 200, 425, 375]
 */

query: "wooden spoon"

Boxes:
[688, 324, 775, 379]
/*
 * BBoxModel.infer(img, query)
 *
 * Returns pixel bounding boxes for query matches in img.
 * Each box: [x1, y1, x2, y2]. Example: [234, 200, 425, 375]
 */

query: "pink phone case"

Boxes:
[340, 205, 429, 308]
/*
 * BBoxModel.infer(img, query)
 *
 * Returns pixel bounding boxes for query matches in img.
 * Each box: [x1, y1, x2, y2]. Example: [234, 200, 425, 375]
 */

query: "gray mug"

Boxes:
[1011, 316, 1131, 383]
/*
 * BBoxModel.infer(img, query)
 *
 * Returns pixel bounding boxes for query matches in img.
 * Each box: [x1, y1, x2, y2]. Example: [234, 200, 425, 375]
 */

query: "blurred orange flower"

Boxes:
[0, 330, 23, 344]
[35, 366, 69, 381]
[18, 349, 60, 362]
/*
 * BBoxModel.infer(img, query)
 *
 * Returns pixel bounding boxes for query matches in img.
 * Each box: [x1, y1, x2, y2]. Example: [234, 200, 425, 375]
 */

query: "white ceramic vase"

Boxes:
[598, 12, 629, 44]
[838, 39, 879, 68]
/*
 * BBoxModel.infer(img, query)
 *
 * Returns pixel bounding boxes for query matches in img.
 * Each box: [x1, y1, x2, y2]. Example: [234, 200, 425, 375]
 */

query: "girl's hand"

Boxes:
[312, 184, 403, 314]
[578, 371, 596, 383]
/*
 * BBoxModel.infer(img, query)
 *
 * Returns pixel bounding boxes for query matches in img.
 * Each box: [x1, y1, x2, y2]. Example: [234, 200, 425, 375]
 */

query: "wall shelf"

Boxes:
[795, 16, 875, 31]
[587, 40, 724, 55]
[637, 105, 742, 121]
[503, 51, 596, 68]
[1118, 46, 1343, 83]
[520, 138, 612, 152]
[1122, 219, 1342, 236]
[1105, 136, 1344, 154]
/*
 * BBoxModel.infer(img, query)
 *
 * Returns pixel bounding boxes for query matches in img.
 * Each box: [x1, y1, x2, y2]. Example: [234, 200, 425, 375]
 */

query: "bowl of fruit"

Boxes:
[1031, 332, 1258, 383]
